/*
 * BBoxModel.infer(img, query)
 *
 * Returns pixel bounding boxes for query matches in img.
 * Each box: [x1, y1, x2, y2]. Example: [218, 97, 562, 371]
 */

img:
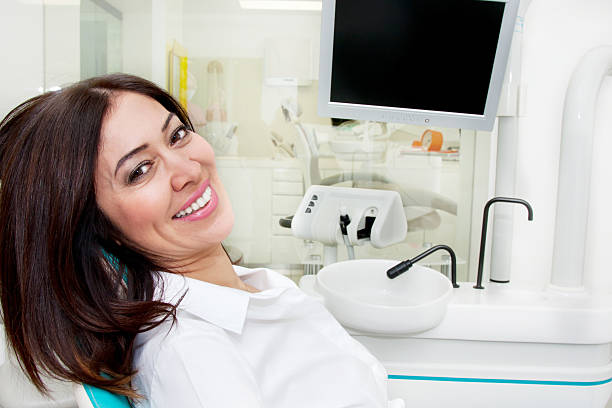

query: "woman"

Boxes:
[0, 74, 400, 407]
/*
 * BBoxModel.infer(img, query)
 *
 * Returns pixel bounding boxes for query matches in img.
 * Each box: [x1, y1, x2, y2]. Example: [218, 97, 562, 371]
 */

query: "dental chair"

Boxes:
[74, 384, 405, 408]
[281, 105, 457, 223]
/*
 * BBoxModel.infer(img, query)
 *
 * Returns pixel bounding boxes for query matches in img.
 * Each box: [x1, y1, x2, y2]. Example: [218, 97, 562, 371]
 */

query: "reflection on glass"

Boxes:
[181, 50, 471, 280]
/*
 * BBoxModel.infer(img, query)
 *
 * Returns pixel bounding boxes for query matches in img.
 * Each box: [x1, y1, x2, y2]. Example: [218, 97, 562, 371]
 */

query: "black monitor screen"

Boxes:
[330, 0, 506, 115]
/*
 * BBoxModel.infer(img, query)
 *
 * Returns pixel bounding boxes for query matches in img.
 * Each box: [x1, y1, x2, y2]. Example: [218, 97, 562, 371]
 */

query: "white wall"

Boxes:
[116, 0, 184, 87]
[0, 0, 79, 119]
[0, 0, 44, 119]
[182, 11, 320, 67]
[44, 3, 80, 87]
[510, 0, 612, 291]
[120, 0, 153, 80]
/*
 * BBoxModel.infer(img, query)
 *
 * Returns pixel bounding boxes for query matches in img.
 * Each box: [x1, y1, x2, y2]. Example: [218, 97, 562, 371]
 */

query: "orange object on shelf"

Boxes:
[412, 129, 443, 151]
[420, 129, 443, 151]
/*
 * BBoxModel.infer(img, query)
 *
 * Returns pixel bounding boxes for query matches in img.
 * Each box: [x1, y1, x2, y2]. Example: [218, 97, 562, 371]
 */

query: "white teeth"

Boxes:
[174, 186, 213, 218]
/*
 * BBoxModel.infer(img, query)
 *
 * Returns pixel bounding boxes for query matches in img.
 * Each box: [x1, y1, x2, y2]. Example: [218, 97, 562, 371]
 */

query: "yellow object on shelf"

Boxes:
[179, 56, 188, 109]
[167, 40, 188, 109]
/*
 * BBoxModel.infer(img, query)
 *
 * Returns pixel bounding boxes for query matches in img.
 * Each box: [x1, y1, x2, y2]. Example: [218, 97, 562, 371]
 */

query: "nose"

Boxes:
[168, 153, 201, 192]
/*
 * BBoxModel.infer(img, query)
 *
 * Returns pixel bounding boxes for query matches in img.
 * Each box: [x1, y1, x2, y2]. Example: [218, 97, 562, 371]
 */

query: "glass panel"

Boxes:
[40, 0, 489, 284]
[178, 1, 482, 283]
[80, 0, 122, 79]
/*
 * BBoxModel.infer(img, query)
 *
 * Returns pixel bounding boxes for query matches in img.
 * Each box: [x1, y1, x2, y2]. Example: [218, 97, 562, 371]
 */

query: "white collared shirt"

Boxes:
[132, 266, 397, 408]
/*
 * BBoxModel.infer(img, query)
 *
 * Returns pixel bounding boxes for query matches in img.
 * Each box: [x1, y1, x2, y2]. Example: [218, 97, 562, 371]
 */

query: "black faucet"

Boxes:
[387, 245, 459, 288]
[474, 197, 533, 289]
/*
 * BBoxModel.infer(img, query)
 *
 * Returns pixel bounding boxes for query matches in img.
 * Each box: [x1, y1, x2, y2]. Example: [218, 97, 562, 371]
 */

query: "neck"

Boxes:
[173, 244, 247, 290]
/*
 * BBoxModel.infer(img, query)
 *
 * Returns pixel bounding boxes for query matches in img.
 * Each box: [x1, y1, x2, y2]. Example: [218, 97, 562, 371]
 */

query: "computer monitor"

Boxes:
[318, 0, 520, 131]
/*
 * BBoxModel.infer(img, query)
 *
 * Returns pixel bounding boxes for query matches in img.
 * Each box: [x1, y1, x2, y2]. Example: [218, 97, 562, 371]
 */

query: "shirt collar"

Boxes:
[156, 266, 295, 335]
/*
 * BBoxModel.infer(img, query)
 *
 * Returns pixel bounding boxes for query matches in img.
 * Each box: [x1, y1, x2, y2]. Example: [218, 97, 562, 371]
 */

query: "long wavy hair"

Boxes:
[0, 74, 193, 398]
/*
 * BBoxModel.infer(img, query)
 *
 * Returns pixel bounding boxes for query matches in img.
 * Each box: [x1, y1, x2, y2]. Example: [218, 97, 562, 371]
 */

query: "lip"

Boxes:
[179, 180, 210, 212]
[178, 187, 218, 222]
[173, 180, 219, 222]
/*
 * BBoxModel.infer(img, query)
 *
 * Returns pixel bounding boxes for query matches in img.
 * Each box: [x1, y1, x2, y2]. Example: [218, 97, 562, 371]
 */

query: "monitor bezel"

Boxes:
[317, 0, 520, 131]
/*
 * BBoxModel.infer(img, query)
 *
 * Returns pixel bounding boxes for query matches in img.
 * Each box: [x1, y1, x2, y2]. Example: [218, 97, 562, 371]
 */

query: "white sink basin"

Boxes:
[315, 259, 453, 334]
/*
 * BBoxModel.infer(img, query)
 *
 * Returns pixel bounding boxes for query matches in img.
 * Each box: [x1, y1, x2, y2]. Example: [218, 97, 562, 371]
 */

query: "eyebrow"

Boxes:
[161, 112, 174, 133]
[113, 113, 176, 177]
[114, 144, 149, 176]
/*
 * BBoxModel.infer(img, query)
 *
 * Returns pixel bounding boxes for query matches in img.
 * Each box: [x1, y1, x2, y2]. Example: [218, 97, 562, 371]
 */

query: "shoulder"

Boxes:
[133, 316, 262, 407]
[133, 311, 232, 371]
[132, 316, 246, 400]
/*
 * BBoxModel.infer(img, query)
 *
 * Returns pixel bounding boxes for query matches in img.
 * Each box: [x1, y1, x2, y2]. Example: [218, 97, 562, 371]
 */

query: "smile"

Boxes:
[174, 185, 213, 219]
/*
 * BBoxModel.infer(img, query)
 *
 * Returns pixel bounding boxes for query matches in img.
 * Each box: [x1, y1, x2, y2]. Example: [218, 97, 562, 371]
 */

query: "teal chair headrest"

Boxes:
[101, 249, 128, 285]
[82, 384, 131, 408]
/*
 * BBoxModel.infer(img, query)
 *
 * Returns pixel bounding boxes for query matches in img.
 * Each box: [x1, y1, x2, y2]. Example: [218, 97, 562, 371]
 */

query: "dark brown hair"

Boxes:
[0, 74, 192, 398]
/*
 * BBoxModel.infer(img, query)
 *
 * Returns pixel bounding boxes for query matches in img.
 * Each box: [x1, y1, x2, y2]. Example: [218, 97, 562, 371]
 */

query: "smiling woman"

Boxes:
[0, 75, 193, 399]
[0, 74, 402, 408]
[95, 91, 236, 272]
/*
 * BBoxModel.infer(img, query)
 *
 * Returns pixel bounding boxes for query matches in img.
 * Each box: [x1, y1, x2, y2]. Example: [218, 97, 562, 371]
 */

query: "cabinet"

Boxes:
[217, 157, 304, 267]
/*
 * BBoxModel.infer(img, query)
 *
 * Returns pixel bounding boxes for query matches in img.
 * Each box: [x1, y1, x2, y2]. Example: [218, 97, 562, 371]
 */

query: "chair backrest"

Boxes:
[74, 383, 132, 408]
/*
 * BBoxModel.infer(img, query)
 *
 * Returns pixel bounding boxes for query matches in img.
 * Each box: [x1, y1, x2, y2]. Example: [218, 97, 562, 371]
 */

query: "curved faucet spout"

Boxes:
[474, 197, 533, 289]
[387, 244, 459, 288]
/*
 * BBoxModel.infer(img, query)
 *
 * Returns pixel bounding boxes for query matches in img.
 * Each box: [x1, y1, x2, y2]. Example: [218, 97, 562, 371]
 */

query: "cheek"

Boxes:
[192, 135, 234, 233]
[217, 191, 235, 235]
[195, 174, 234, 243]
[102, 187, 168, 239]
[191, 133, 216, 162]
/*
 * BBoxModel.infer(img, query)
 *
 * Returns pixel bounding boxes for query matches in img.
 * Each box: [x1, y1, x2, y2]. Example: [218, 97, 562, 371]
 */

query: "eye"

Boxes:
[170, 124, 190, 146]
[127, 161, 153, 184]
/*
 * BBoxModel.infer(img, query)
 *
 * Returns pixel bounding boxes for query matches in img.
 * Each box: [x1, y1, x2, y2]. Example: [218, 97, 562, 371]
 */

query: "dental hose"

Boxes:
[343, 235, 355, 260]
[339, 211, 356, 260]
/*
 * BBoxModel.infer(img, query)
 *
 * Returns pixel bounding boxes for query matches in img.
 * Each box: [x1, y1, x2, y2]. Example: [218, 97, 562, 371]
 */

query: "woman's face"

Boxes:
[95, 91, 234, 262]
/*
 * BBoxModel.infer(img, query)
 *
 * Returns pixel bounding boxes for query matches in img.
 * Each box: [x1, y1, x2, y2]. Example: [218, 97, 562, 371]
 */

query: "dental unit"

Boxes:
[295, 44, 612, 408]
[290, 185, 408, 265]
[474, 197, 533, 289]
[386, 244, 458, 289]
[292, 0, 612, 406]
